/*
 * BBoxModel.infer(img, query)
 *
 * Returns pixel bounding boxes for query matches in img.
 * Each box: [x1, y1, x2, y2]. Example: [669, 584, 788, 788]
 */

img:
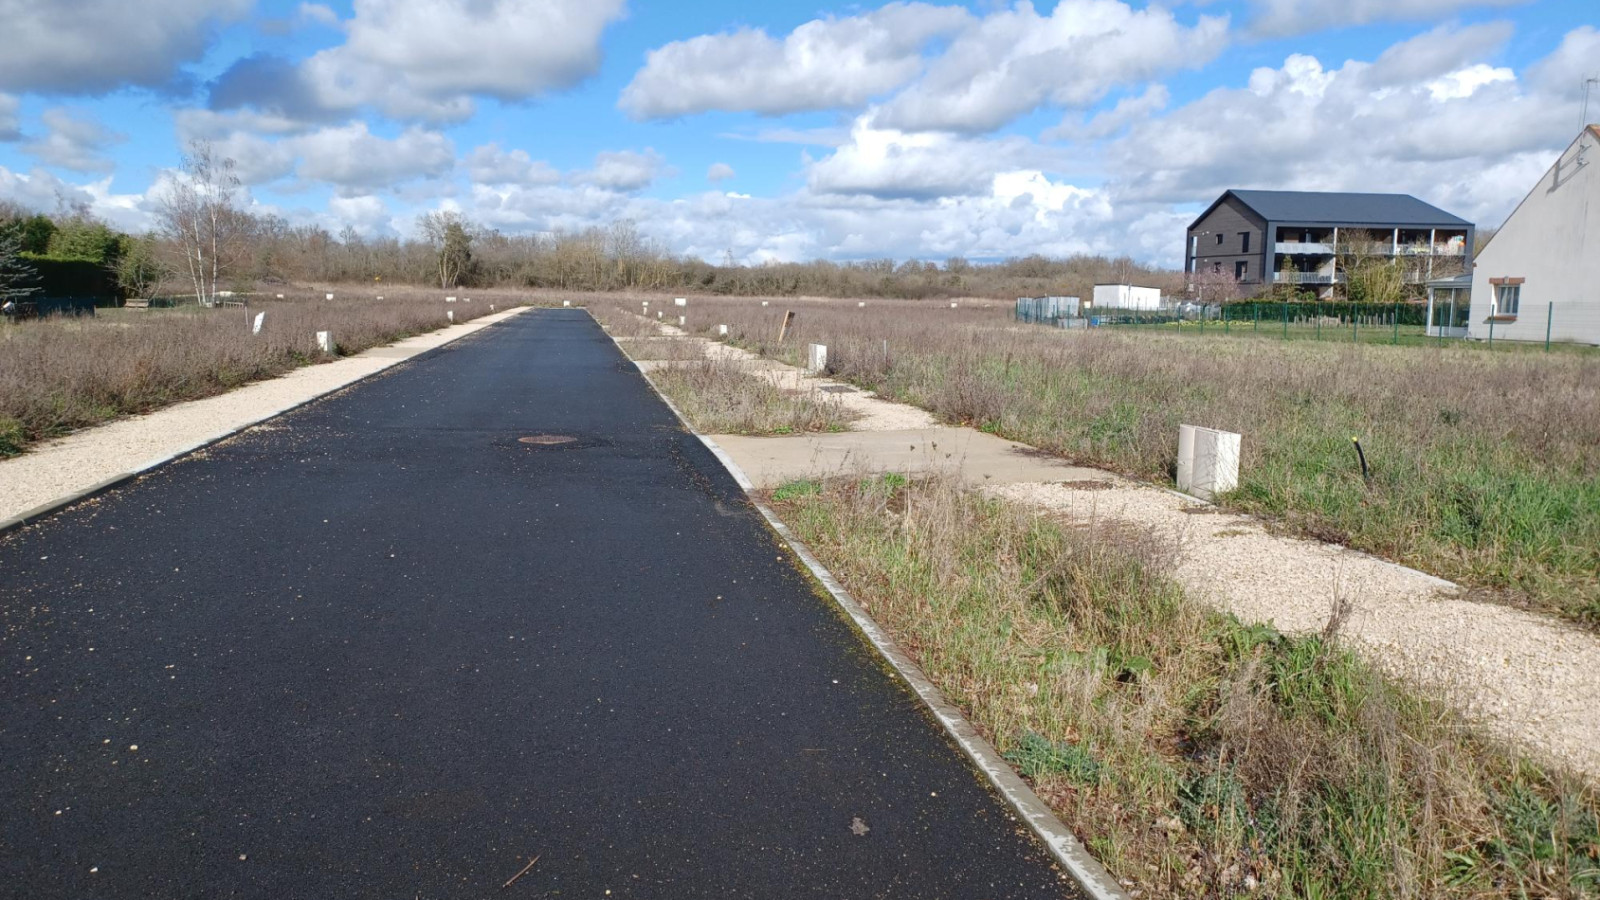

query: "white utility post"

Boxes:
[1176, 425, 1240, 501]
[718, 324, 728, 336]
[252, 312, 265, 335]
[316, 331, 335, 355]
[806, 343, 828, 374]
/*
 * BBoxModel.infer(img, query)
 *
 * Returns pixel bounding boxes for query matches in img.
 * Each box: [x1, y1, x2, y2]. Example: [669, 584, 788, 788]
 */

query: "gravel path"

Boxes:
[623, 317, 1600, 779]
[0, 307, 530, 526]
[988, 481, 1600, 778]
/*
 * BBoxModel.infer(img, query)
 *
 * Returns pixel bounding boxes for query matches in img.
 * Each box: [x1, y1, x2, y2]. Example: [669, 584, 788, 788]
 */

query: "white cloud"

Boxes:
[0, 0, 252, 94]
[1247, 0, 1525, 39]
[292, 124, 456, 192]
[807, 117, 1040, 199]
[465, 143, 561, 187]
[22, 108, 125, 174]
[1364, 21, 1514, 87]
[579, 149, 671, 192]
[297, 2, 340, 28]
[620, 3, 971, 119]
[326, 194, 395, 236]
[0, 93, 19, 141]
[874, 0, 1229, 133]
[1046, 84, 1170, 141]
[707, 162, 736, 184]
[1100, 28, 1588, 238]
[0, 165, 158, 232]
[214, 0, 628, 123]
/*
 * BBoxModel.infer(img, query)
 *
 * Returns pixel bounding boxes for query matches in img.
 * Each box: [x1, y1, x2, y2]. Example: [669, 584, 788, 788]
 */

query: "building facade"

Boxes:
[1467, 126, 1600, 345]
[1186, 190, 1474, 299]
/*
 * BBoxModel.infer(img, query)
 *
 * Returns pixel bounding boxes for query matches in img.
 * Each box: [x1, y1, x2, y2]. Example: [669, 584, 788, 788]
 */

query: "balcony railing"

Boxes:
[1273, 272, 1345, 284]
[1274, 242, 1467, 257]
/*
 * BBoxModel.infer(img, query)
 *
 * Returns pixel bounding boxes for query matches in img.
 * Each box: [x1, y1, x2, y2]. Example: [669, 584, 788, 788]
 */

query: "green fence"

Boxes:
[1093, 302, 1448, 348]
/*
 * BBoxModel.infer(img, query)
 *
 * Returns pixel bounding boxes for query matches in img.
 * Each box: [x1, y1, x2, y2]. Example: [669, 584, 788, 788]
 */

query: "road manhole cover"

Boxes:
[518, 435, 576, 445]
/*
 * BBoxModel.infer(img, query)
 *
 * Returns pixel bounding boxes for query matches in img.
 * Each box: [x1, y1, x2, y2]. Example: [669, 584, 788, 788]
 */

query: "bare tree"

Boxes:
[418, 211, 474, 288]
[155, 141, 247, 307]
[1336, 229, 1404, 304]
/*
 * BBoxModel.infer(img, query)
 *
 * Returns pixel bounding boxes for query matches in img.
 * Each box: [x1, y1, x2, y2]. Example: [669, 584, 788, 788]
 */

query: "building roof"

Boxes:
[1194, 189, 1472, 229]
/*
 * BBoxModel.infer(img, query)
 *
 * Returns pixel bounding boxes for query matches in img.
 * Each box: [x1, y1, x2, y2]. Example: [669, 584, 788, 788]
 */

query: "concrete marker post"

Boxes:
[718, 324, 728, 337]
[806, 343, 827, 374]
[316, 331, 335, 355]
[252, 312, 265, 335]
[447, 310, 455, 323]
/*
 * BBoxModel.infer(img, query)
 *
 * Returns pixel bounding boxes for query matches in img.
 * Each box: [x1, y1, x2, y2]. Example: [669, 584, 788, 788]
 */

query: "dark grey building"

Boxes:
[1185, 190, 1474, 298]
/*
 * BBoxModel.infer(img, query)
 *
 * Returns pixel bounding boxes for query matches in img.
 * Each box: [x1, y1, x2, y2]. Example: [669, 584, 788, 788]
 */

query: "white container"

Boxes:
[316, 331, 335, 354]
[806, 343, 828, 374]
[1176, 424, 1240, 501]
[1092, 284, 1162, 311]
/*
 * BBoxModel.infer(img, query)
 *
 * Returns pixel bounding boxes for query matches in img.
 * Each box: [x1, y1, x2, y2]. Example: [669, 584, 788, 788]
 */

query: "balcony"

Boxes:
[1275, 242, 1334, 255]
[1273, 272, 1344, 284]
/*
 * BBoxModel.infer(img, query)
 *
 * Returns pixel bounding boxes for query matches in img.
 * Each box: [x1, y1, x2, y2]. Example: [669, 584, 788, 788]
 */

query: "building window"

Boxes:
[1235, 261, 1248, 280]
[1213, 261, 1222, 274]
[1495, 284, 1520, 316]
[1215, 233, 1224, 246]
[1240, 232, 1251, 253]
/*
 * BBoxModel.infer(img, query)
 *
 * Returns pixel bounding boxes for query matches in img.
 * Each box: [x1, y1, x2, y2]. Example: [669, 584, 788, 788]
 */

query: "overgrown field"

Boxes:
[615, 296, 1600, 628]
[593, 304, 855, 435]
[0, 287, 521, 456]
[773, 475, 1598, 900]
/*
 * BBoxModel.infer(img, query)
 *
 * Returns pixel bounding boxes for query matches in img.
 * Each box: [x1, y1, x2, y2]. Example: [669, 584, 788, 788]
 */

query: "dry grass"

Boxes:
[773, 475, 1599, 900]
[0, 291, 521, 455]
[595, 295, 1600, 628]
[588, 303, 855, 435]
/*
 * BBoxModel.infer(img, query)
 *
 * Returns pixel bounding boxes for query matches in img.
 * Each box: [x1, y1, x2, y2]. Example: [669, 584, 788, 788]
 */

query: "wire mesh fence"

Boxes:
[1015, 298, 1590, 352]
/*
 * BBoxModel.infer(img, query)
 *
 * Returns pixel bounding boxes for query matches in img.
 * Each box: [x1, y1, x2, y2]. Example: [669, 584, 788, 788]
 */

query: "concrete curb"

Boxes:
[0, 307, 532, 538]
[606, 322, 1130, 900]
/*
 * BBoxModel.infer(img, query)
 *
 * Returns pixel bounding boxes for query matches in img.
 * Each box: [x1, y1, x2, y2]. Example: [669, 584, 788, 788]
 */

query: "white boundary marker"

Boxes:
[606, 315, 1129, 900]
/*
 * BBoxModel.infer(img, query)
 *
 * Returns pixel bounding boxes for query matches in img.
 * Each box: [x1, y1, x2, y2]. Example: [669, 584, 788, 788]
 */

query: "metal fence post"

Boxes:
[1546, 302, 1553, 352]
[1353, 303, 1359, 342]
[1392, 301, 1399, 345]
[1488, 319, 1494, 347]
[1253, 303, 1259, 332]
[1282, 302, 1288, 339]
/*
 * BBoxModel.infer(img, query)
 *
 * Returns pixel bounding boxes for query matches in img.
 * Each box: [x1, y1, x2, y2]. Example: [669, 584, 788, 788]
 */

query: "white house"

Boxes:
[1468, 125, 1600, 345]
[1091, 284, 1162, 310]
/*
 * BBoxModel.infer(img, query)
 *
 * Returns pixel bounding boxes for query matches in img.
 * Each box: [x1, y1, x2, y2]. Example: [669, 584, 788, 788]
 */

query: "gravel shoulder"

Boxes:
[622, 317, 1600, 780]
[0, 307, 530, 526]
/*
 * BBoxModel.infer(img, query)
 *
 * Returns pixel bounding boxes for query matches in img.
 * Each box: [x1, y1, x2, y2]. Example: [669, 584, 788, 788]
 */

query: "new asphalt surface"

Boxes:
[0, 309, 1078, 899]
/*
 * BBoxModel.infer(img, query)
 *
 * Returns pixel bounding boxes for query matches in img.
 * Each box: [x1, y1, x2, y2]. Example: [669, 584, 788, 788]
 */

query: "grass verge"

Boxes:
[772, 475, 1599, 899]
[648, 359, 855, 435]
[0, 293, 513, 456]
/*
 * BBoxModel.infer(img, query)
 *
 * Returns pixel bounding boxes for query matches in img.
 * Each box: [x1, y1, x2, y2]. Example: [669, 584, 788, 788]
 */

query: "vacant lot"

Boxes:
[0, 286, 523, 456]
[773, 475, 1599, 900]
[601, 295, 1600, 628]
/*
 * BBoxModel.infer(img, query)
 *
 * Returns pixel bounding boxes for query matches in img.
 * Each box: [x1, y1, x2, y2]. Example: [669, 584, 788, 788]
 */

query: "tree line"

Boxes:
[2, 141, 1186, 307]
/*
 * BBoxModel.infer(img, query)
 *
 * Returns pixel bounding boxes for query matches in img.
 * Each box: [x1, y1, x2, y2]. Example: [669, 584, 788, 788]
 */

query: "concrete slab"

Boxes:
[709, 427, 1110, 488]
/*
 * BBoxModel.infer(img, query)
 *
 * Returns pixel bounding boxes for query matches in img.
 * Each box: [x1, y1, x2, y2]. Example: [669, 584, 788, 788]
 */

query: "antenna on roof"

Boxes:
[1584, 76, 1600, 131]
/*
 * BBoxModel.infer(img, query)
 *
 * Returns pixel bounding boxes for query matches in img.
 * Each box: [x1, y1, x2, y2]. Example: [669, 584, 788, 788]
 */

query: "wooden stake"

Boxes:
[777, 310, 795, 343]
[502, 855, 541, 890]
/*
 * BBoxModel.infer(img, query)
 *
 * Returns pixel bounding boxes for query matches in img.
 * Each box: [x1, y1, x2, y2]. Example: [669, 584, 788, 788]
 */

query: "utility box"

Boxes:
[1092, 284, 1162, 310]
[1176, 425, 1240, 501]
[806, 343, 828, 374]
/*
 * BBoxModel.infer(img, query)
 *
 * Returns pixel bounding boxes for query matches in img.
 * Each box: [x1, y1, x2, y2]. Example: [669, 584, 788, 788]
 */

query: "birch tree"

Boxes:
[156, 141, 246, 307]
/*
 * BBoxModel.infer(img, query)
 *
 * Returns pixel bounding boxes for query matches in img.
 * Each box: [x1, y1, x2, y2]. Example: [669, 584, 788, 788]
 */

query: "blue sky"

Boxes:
[0, 0, 1595, 266]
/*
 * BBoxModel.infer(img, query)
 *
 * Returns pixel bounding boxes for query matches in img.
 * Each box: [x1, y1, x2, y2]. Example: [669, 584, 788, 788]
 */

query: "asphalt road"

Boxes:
[0, 309, 1078, 899]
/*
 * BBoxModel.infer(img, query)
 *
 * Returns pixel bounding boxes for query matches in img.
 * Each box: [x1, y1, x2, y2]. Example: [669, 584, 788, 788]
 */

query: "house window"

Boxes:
[1235, 261, 1248, 280]
[1215, 234, 1224, 246]
[1495, 284, 1520, 316]
[1240, 232, 1251, 253]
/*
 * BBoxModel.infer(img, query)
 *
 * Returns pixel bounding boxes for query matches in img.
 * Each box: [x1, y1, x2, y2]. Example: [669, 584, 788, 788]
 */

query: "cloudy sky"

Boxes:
[0, 0, 1594, 266]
